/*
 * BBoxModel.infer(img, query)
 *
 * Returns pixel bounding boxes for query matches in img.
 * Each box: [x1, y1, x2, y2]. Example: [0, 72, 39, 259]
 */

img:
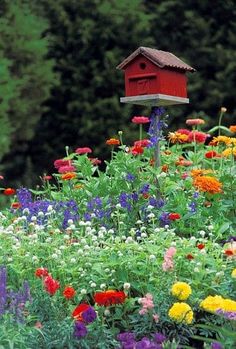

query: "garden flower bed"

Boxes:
[0, 108, 235, 348]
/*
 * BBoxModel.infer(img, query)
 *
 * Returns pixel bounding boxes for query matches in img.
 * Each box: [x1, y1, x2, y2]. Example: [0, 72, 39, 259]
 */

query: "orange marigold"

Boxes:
[229, 125, 236, 133]
[106, 138, 120, 146]
[193, 176, 222, 194]
[168, 132, 189, 144]
[61, 172, 76, 180]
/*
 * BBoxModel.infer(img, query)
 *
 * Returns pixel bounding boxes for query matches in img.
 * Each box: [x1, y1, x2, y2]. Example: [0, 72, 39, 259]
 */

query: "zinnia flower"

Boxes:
[186, 254, 194, 260]
[222, 147, 236, 158]
[131, 116, 150, 124]
[188, 131, 208, 143]
[197, 243, 205, 250]
[3, 188, 16, 195]
[72, 303, 90, 320]
[106, 138, 120, 146]
[131, 145, 144, 155]
[186, 118, 205, 126]
[175, 159, 193, 166]
[209, 136, 231, 146]
[229, 125, 236, 133]
[205, 151, 221, 159]
[168, 302, 193, 324]
[58, 165, 76, 174]
[44, 275, 60, 295]
[11, 202, 21, 209]
[63, 286, 76, 299]
[171, 282, 192, 301]
[75, 147, 92, 154]
[94, 290, 126, 306]
[43, 175, 52, 181]
[133, 139, 151, 147]
[35, 267, 49, 278]
[54, 159, 71, 169]
[61, 172, 77, 180]
[169, 213, 181, 221]
[168, 132, 189, 144]
[88, 157, 102, 165]
[193, 176, 222, 194]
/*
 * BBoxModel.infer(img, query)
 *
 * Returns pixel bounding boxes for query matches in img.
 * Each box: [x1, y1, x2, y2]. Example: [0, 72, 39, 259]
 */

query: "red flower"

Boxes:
[133, 139, 151, 148]
[169, 213, 181, 221]
[58, 165, 76, 174]
[44, 275, 60, 295]
[94, 290, 126, 307]
[35, 267, 49, 278]
[106, 138, 120, 146]
[175, 160, 193, 166]
[176, 128, 191, 135]
[75, 147, 92, 155]
[224, 249, 234, 256]
[11, 202, 21, 209]
[72, 303, 90, 320]
[3, 188, 16, 196]
[63, 286, 76, 300]
[197, 243, 205, 250]
[131, 146, 144, 155]
[205, 151, 221, 159]
[131, 116, 150, 124]
[186, 254, 194, 260]
[88, 157, 102, 165]
[54, 159, 71, 169]
[161, 164, 168, 173]
[188, 131, 208, 143]
[142, 193, 150, 199]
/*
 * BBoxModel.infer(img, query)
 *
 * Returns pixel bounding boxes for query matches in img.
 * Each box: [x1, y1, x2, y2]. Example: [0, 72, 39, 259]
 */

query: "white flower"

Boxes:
[125, 237, 133, 243]
[70, 258, 76, 263]
[63, 235, 70, 240]
[104, 309, 110, 316]
[80, 289, 87, 295]
[147, 213, 155, 219]
[38, 211, 44, 217]
[105, 268, 110, 273]
[32, 256, 38, 262]
[194, 267, 199, 272]
[123, 283, 131, 290]
[31, 216, 37, 222]
[100, 283, 106, 289]
[199, 230, 206, 237]
[23, 208, 30, 215]
[149, 255, 156, 261]
[47, 205, 53, 212]
[90, 282, 96, 288]
[208, 225, 214, 230]
[68, 219, 74, 225]
[52, 253, 58, 259]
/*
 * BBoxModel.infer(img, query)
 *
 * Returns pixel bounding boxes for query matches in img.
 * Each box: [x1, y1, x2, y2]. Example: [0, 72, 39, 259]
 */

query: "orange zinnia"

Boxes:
[190, 169, 213, 178]
[168, 132, 189, 144]
[193, 175, 222, 194]
[61, 172, 76, 180]
[229, 125, 236, 133]
[106, 138, 120, 146]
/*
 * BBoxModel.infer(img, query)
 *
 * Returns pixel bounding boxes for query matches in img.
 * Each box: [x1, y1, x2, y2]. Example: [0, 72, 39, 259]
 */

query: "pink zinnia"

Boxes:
[186, 118, 205, 126]
[188, 131, 208, 143]
[176, 128, 191, 135]
[88, 157, 102, 165]
[54, 159, 71, 169]
[131, 116, 150, 124]
[75, 147, 92, 155]
[134, 139, 151, 148]
[44, 275, 60, 295]
[58, 165, 76, 174]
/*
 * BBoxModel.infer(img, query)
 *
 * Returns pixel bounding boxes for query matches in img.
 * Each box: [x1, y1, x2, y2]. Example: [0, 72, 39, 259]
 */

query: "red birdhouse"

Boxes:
[117, 47, 196, 106]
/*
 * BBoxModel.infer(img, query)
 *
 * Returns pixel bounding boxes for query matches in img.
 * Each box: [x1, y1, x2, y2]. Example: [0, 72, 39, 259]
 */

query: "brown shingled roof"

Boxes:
[116, 47, 196, 72]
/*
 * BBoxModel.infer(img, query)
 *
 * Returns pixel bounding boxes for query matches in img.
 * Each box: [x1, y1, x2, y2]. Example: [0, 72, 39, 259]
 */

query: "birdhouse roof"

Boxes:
[116, 47, 196, 72]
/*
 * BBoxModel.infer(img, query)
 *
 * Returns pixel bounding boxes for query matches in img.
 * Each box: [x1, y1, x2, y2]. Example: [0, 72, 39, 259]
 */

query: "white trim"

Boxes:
[120, 94, 189, 106]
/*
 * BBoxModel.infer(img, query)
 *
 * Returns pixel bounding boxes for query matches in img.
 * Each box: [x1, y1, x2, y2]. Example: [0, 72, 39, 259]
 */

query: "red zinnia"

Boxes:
[72, 303, 90, 320]
[169, 213, 181, 221]
[188, 131, 208, 143]
[197, 243, 205, 250]
[131, 116, 150, 124]
[186, 254, 194, 260]
[106, 138, 120, 146]
[3, 188, 16, 196]
[94, 290, 126, 307]
[133, 139, 151, 148]
[35, 267, 49, 278]
[54, 159, 71, 169]
[88, 157, 102, 165]
[58, 165, 76, 174]
[131, 146, 144, 155]
[75, 147, 92, 155]
[205, 151, 221, 159]
[44, 275, 60, 295]
[63, 286, 76, 299]
[224, 249, 234, 256]
[11, 202, 21, 209]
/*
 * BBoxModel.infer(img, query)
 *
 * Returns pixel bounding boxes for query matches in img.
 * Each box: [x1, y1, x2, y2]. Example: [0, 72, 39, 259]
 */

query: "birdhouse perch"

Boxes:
[117, 47, 196, 106]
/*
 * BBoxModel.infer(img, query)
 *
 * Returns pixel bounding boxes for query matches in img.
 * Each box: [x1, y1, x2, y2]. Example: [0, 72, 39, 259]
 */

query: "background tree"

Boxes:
[0, 0, 58, 186]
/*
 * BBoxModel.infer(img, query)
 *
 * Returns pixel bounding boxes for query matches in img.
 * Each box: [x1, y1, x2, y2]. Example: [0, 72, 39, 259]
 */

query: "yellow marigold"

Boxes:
[222, 147, 236, 158]
[221, 299, 236, 312]
[232, 268, 236, 278]
[168, 132, 189, 144]
[229, 125, 236, 133]
[190, 169, 213, 178]
[168, 302, 193, 324]
[210, 136, 232, 146]
[200, 295, 224, 312]
[171, 282, 192, 301]
[193, 176, 222, 194]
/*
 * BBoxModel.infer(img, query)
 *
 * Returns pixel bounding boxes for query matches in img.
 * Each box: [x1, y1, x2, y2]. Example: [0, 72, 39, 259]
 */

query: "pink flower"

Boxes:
[176, 128, 191, 135]
[153, 313, 159, 322]
[186, 118, 205, 126]
[54, 159, 71, 169]
[138, 293, 154, 315]
[134, 139, 151, 148]
[58, 165, 76, 174]
[88, 157, 102, 165]
[75, 147, 92, 155]
[162, 247, 176, 271]
[131, 116, 150, 124]
[188, 131, 208, 143]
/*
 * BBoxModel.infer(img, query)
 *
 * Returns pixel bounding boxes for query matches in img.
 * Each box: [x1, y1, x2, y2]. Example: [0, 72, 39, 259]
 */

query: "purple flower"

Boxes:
[74, 321, 87, 338]
[147, 107, 168, 148]
[140, 184, 150, 194]
[82, 306, 97, 323]
[188, 201, 197, 213]
[126, 173, 135, 182]
[153, 332, 166, 344]
[149, 197, 165, 208]
[211, 342, 223, 349]
[159, 212, 170, 226]
[117, 332, 135, 343]
[0, 266, 7, 316]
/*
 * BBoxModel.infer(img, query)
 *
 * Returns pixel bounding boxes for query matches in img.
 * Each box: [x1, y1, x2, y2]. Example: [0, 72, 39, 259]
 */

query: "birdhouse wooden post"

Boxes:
[117, 47, 195, 168]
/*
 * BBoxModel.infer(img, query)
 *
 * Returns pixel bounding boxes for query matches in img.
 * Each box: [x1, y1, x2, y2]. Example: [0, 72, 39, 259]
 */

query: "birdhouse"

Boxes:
[117, 47, 196, 106]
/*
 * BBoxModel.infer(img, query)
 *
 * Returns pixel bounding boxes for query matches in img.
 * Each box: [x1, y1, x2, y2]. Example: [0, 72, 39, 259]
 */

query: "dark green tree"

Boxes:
[0, 0, 58, 184]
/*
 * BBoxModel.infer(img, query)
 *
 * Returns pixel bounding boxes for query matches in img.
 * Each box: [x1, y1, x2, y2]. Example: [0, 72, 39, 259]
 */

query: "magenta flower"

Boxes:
[132, 116, 150, 124]
[75, 147, 92, 154]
